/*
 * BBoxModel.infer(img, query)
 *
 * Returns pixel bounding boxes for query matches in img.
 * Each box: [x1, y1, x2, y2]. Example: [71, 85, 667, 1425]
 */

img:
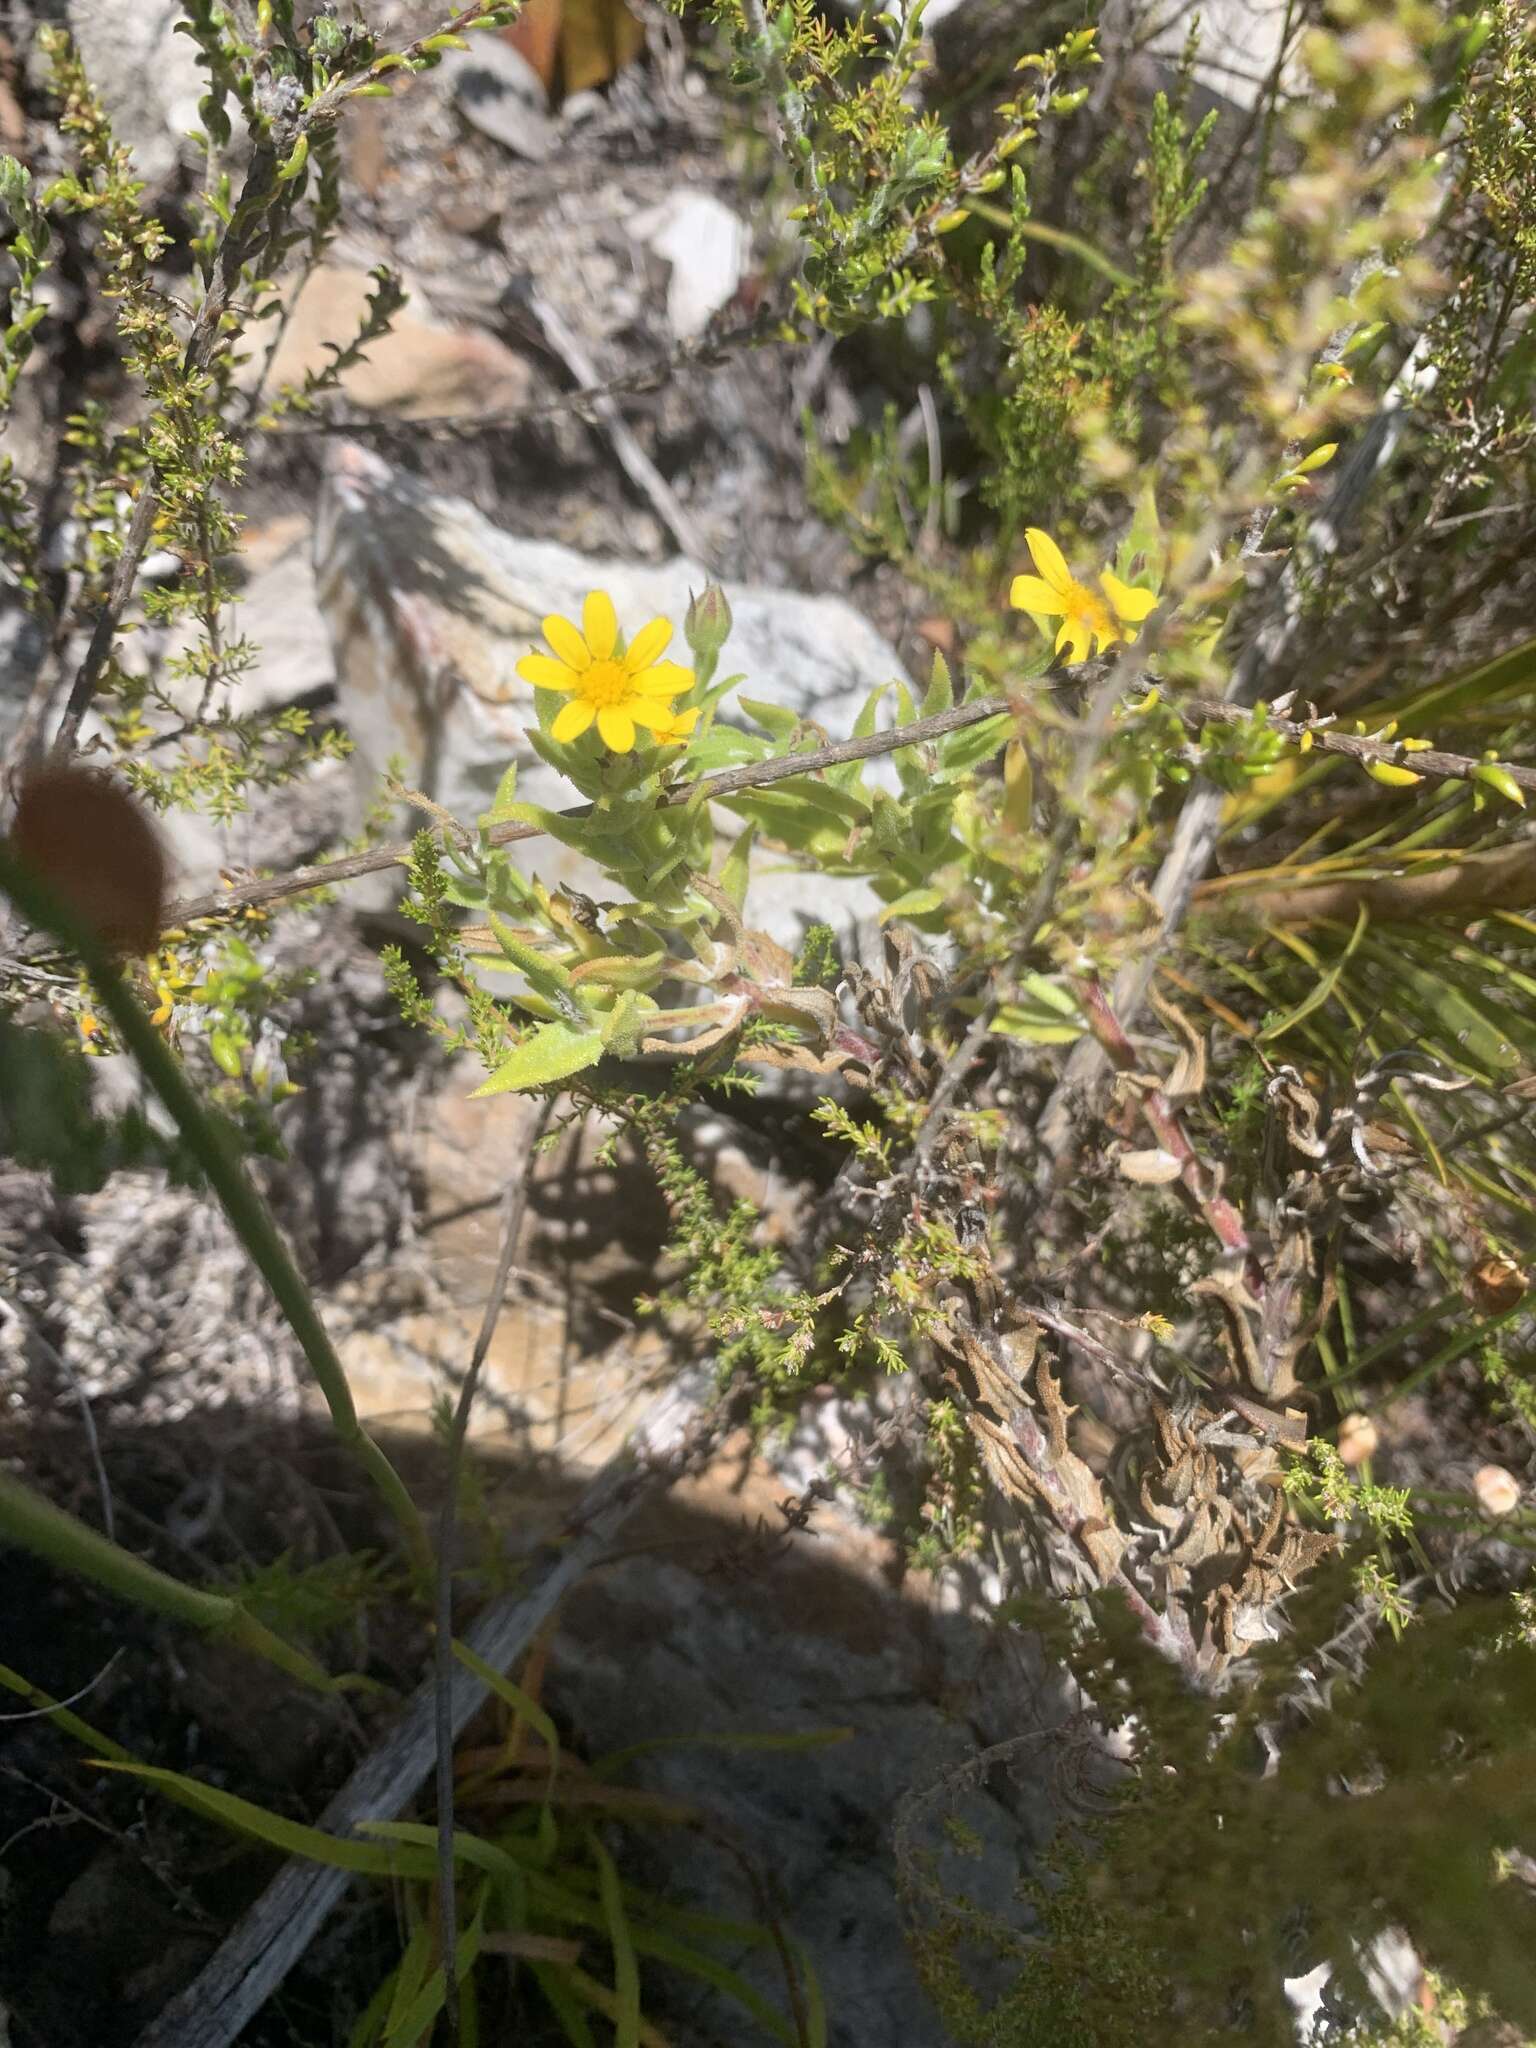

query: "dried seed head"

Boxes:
[1473, 1464, 1522, 1518]
[1337, 1413, 1379, 1467]
[8, 763, 165, 956]
[1467, 1256, 1529, 1317]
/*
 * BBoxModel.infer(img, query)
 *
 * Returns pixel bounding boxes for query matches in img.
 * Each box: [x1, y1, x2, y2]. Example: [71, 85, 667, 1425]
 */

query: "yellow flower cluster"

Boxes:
[1010, 527, 1156, 665]
[517, 592, 697, 755]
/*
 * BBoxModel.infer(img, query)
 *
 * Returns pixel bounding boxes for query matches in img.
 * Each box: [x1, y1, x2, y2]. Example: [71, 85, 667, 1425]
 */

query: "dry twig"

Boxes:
[133, 1381, 708, 2048]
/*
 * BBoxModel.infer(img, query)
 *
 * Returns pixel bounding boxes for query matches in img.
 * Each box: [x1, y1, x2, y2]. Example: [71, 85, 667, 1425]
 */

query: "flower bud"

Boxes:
[684, 583, 732, 661]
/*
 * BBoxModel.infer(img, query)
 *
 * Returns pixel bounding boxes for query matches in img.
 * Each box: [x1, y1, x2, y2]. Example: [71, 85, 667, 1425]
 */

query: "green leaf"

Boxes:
[568, 949, 665, 993]
[920, 650, 953, 717]
[596, 988, 652, 1057]
[208, 1029, 244, 1078]
[1258, 903, 1368, 1043]
[993, 974, 1086, 1044]
[936, 711, 1012, 778]
[687, 724, 766, 776]
[590, 1832, 641, 2048]
[827, 684, 889, 791]
[384, 1907, 486, 2046]
[878, 884, 947, 924]
[470, 1024, 605, 1097]
[738, 696, 804, 740]
[719, 824, 756, 912]
[1120, 478, 1166, 583]
[453, 1640, 562, 1772]
[484, 759, 519, 822]
[593, 1725, 853, 1778]
[530, 1962, 599, 2048]
[487, 913, 575, 998]
[94, 1763, 435, 1877]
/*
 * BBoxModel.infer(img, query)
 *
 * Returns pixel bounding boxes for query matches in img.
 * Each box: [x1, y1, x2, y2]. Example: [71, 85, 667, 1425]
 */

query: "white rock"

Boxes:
[313, 441, 906, 948]
[629, 189, 748, 340]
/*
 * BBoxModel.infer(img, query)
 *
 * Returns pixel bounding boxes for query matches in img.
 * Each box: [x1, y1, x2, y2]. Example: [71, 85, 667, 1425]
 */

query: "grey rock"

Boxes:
[63, 1, 210, 186]
[543, 1526, 1066, 2046]
[441, 33, 557, 162]
[0, 593, 45, 765]
[313, 440, 907, 950]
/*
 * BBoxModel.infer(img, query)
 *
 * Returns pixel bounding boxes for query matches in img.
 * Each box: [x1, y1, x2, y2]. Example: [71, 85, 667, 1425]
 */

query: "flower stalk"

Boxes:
[0, 843, 432, 1586]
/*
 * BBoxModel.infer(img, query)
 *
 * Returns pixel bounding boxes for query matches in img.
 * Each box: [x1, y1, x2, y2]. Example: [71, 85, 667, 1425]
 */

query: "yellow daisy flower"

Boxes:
[515, 591, 694, 755]
[645, 703, 701, 747]
[1009, 527, 1158, 666]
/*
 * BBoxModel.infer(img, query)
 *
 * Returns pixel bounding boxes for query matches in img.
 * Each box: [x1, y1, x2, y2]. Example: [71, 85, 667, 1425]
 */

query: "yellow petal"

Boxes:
[1055, 616, 1092, 666]
[623, 617, 672, 673]
[1010, 574, 1067, 617]
[542, 613, 591, 670]
[551, 697, 596, 743]
[628, 697, 676, 733]
[664, 707, 699, 738]
[582, 590, 618, 661]
[1100, 570, 1158, 623]
[518, 653, 582, 693]
[596, 705, 636, 752]
[1025, 527, 1073, 595]
[632, 659, 694, 696]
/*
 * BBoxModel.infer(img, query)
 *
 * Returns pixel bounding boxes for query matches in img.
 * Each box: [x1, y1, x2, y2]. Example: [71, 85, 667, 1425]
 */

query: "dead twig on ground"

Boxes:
[521, 287, 712, 566]
[433, 1098, 554, 2043]
[132, 1379, 710, 2048]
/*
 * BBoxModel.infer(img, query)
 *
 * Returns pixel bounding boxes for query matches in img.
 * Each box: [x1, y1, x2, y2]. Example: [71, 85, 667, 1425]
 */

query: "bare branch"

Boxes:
[156, 694, 1018, 933]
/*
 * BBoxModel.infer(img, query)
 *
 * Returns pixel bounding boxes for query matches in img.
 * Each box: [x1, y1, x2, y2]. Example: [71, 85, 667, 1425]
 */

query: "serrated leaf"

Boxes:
[471, 1023, 605, 1097]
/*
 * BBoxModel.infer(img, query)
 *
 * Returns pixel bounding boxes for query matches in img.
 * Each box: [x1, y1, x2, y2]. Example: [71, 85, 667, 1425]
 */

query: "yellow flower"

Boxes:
[645, 703, 701, 747]
[515, 591, 694, 754]
[1009, 527, 1158, 666]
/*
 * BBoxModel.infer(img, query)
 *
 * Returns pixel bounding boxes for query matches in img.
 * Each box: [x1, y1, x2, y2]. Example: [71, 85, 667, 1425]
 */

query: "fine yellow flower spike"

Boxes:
[515, 590, 695, 754]
[1009, 528, 1157, 666]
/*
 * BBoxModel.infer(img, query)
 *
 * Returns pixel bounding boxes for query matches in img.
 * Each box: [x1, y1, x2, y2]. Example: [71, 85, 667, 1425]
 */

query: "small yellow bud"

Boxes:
[1472, 761, 1526, 807]
[1366, 760, 1423, 788]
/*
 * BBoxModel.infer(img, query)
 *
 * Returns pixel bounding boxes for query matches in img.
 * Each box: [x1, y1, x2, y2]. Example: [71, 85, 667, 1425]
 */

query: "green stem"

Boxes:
[0, 1659, 134, 1759]
[0, 1469, 333, 1690]
[0, 844, 432, 1584]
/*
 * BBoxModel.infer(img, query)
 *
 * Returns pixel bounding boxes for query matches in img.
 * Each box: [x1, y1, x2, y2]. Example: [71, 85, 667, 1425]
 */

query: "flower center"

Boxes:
[577, 658, 631, 707]
[1067, 580, 1117, 642]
